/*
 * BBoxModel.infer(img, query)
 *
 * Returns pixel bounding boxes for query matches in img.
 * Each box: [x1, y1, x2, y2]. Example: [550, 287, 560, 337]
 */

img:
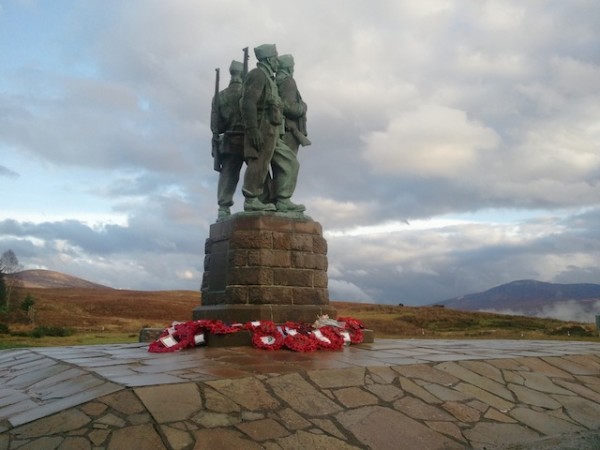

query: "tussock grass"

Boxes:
[333, 302, 597, 340]
[0, 289, 596, 348]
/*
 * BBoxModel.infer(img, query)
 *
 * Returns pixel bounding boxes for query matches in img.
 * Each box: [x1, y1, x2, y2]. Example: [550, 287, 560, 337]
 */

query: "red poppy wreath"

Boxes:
[312, 325, 345, 350]
[283, 329, 318, 352]
[245, 320, 285, 350]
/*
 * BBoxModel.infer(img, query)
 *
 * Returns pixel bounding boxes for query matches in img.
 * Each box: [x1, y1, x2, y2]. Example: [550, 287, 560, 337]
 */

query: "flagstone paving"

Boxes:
[1, 339, 600, 449]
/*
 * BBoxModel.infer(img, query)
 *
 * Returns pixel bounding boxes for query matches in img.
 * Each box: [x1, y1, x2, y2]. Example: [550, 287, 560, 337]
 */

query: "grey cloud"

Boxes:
[325, 207, 600, 304]
[0, 165, 19, 178]
[97, 172, 178, 198]
[1, 82, 201, 174]
[0, 219, 145, 255]
[0, 202, 205, 257]
[0, 210, 206, 291]
[1, 1, 600, 301]
[328, 279, 374, 304]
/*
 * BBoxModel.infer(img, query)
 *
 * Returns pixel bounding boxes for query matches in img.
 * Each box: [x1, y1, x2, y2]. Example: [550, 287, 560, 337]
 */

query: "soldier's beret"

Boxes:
[254, 44, 278, 60]
[278, 54, 294, 69]
[229, 60, 244, 73]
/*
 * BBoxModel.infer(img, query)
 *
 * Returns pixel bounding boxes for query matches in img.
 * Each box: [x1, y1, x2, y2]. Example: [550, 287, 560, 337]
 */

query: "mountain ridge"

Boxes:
[8, 269, 113, 290]
[436, 279, 600, 319]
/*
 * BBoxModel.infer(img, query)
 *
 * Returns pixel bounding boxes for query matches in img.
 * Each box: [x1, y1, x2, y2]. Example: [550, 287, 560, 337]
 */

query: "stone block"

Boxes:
[225, 286, 250, 304]
[312, 235, 328, 254]
[201, 292, 227, 305]
[362, 329, 374, 343]
[314, 254, 327, 270]
[211, 240, 229, 255]
[235, 214, 295, 232]
[139, 328, 162, 342]
[207, 264, 228, 292]
[228, 249, 247, 267]
[248, 249, 291, 268]
[290, 252, 305, 269]
[293, 287, 329, 305]
[193, 304, 336, 323]
[313, 271, 328, 288]
[290, 234, 313, 252]
[272, 232, 292, 250]
[229, 267, 273, 286]
[273, 268, 313, 287]
[248, 286, 293, 305]
[291, 253, 327, 270]
[230, 230, 273, 249]
[201, 272, 209, 290]
[206, 330, 252, 347]
[293, 220, 322, 234]
[209, 219, 235, 242]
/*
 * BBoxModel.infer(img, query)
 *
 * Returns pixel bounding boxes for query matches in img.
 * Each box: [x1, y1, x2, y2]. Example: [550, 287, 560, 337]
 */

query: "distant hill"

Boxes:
[8, 269, 113, 290]
[436, 280, 600, 321]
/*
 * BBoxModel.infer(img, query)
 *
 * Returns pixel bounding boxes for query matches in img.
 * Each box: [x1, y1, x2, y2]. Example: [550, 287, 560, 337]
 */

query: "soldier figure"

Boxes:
[211, 60, 245, 220]
[276, 54, 311, 153]
[241, 44, 305, 213]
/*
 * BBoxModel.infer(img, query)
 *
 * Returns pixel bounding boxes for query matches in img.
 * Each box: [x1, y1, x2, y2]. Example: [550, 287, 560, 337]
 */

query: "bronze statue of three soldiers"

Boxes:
[210, 44, 311, 220]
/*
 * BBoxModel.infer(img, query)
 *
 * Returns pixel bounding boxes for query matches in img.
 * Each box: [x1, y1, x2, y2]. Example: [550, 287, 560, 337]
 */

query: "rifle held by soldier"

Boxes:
[242, 47, 249, 81]
[210, 67, 222, 172]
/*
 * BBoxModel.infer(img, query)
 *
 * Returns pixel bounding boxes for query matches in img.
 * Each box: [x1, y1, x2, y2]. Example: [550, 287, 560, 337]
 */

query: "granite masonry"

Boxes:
[194, 214, 336, 324]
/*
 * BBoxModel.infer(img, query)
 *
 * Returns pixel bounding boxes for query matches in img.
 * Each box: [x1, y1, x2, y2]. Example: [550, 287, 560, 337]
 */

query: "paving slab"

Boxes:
[465, 422, 541, 448]
[135, 383, 203, 423]
[509, 407, 584, 435]
[337, 405, 463, 450]
[507, 383, 563, 409]
[0, 338, 599, 449]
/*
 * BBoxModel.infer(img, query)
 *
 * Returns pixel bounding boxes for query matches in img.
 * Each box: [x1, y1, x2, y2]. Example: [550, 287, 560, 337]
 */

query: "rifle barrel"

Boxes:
[242, 47, 249, 80]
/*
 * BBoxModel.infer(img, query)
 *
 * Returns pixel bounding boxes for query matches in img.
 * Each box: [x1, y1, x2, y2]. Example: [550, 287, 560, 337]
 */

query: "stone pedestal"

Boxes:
[193, 213, 336, 324]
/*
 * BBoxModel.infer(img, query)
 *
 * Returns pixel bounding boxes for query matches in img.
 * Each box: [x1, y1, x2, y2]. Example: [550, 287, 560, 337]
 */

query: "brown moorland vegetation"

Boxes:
[0, 288, 597, 348]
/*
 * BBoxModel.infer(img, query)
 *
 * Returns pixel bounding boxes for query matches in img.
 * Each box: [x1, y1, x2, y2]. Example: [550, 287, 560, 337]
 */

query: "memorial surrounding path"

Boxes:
[1, 339, 600, 449]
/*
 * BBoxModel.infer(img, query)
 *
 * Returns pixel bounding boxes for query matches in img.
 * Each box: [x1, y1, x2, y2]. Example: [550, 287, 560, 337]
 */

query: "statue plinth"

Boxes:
[193, 213, 336, 324]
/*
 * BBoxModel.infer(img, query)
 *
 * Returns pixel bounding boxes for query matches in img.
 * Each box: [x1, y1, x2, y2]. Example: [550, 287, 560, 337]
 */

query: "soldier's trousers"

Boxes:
[271, 138, 299, 200]
[218, 153, 244, 207]
[243, 137, 299, 201]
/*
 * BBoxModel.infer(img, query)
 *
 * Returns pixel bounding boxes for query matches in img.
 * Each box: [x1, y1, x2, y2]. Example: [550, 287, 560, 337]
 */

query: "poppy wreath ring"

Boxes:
[251, 328, 285, 350]
[312, 326, 345, 350]
[284, 332, 318, 352]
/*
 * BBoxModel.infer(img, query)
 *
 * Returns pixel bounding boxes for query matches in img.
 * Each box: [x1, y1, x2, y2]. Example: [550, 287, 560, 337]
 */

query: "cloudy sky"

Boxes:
[1, 0, 599, 308]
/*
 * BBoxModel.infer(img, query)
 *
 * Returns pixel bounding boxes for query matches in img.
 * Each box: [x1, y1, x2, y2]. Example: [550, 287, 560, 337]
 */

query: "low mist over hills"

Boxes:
[437, 280, 600, 322]
[9, 269, 112, 290]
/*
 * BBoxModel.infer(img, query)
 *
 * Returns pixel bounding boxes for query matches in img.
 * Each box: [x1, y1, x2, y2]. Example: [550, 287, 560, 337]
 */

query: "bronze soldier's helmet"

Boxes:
[229, 60, 243, 74]
[254, 44, 278, 61]
[278, 54, 294, 69]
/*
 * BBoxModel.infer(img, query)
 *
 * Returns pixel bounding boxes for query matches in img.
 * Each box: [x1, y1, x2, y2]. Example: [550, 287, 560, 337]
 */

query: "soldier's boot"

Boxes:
[275, 198, 305, 212]
[217, 206, 231, 220]
[244, 197, 276, 212]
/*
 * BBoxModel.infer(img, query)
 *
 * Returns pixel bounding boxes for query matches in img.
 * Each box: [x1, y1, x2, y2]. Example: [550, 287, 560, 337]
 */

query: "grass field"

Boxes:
[0, 288, 597, 349]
